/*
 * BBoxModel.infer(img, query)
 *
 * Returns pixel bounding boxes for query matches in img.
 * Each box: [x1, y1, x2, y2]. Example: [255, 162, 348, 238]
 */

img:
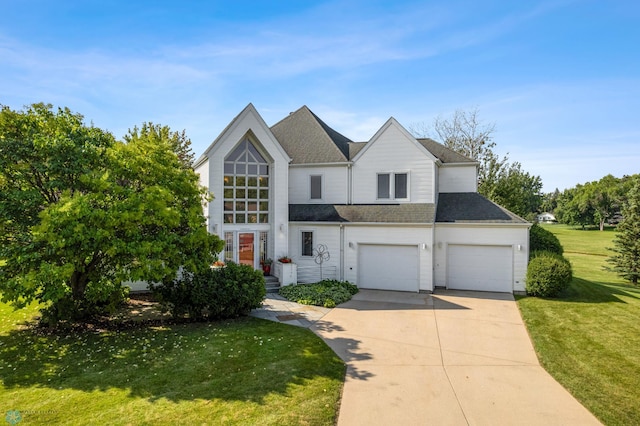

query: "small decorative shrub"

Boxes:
[153, 262, 266, 320]
[526, 251, 572, 297]
[530, 223, 563, 255]
[279, 280, 359, 307]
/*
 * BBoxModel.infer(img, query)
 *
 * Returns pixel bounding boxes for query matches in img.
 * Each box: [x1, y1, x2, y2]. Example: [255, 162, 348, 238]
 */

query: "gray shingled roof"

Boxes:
[348, 142, 366, 159]
[436, 193, 527, 223]
[417, 138, 476, 164]
[270, 106, 352, 164]
[290, 203, 436, 223]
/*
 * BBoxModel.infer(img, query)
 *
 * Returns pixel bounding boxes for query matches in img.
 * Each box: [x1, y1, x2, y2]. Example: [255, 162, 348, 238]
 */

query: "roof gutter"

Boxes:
[289, 162, 353, 167]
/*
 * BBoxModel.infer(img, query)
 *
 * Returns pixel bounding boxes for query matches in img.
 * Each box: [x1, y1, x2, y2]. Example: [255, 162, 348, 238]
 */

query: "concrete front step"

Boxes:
[264, 275, 280, 293]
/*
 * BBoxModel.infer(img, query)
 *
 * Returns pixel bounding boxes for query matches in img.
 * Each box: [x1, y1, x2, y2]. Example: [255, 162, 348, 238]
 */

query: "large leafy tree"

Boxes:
[410, 108, 542, 218]
[555, 175, 625, 230]
[479, 158, 543, 219]
[607, 177, 640, 285]
[0, 104, 222, 323]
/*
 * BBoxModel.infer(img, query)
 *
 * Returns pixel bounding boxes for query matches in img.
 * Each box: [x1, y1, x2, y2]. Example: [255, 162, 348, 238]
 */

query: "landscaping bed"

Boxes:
[279, 280, 359, 308]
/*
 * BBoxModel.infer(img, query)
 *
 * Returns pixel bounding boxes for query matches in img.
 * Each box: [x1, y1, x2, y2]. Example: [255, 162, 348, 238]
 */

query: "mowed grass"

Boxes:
[518, 224, 640, 425]
[0, 301, 345, 425]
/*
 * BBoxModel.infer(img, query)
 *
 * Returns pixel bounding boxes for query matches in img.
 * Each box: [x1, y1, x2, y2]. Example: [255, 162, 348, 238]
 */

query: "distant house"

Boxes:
[537, 212, 557, 223]
[194, 104, 530, 293]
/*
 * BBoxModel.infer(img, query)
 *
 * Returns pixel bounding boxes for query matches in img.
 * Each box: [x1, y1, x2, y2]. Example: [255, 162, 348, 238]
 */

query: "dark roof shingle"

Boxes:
[416, 138, 476, 164]
[290, 203, 435, 223]
[435, 193, 527, 223]
[270, 106, 352, 164]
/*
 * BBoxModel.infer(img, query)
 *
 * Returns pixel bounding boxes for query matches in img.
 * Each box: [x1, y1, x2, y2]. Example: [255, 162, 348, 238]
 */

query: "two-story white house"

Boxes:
[194, 104, 530, 293]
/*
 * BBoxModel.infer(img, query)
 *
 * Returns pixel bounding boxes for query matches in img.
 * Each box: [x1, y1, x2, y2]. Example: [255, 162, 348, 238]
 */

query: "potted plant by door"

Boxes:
[261, 258, 273, 275]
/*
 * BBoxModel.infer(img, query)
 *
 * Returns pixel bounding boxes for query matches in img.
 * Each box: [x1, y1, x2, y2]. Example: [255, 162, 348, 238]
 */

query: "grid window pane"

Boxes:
[222, 138, 270, 224]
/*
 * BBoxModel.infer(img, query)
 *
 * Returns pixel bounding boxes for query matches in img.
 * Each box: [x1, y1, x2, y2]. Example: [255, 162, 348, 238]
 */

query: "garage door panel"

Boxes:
[359, 244, 419, 292]
[448, 245, 512, 292]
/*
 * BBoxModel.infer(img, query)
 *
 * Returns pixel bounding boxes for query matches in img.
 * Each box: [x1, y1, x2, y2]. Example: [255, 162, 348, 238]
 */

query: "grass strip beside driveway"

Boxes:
[518, 225, 640, 425]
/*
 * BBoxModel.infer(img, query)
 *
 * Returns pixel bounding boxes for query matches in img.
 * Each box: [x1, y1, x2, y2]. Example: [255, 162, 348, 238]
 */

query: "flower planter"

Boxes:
[274, 261, 297, 286]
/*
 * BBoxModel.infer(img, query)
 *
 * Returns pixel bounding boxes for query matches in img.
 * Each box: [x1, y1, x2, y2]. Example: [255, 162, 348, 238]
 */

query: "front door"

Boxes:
[238, 232, 255, 267]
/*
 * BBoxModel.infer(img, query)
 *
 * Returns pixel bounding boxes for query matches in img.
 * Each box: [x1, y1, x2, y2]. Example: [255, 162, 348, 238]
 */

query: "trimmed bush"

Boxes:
[153, 262, 266, 320]
[526, 251, 572, 297]
[530, 223, 563, 255]
[279, 280, 359, 308]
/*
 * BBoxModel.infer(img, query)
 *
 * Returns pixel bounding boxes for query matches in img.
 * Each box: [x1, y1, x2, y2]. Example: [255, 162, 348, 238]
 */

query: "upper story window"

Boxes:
[377, 172, 408, 200]
[310, 175, 322, 200]
[223, 139, 269, 224]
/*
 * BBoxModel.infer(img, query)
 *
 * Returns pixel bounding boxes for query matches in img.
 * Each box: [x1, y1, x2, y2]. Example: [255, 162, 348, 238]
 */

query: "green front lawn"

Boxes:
[518, 224, 640, 425]
[0, 302, 344, 425]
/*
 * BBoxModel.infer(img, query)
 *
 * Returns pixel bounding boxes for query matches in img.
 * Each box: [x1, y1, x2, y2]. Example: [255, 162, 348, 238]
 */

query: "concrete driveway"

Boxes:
[310, 289, 600, 425]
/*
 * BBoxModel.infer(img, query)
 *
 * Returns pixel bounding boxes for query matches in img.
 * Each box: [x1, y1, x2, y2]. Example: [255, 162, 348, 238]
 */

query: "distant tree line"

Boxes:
[543, 174, 639, 230]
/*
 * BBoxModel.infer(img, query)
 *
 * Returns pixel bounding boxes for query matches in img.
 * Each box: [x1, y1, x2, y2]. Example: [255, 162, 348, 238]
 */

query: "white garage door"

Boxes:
[359, 244, 419, 292]
[447, 245, 513, 292]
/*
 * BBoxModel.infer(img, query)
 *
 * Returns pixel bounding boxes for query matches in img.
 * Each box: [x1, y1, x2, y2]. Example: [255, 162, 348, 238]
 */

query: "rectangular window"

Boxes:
[377, 172, 408, 200]
[259, 231, 268, 264]
[377, 173, 390, 199]
[301, 231, 314, 257]
[310, 175, 322, 200]
[224, 232, 234, 263]
[395, 173, 408, 199]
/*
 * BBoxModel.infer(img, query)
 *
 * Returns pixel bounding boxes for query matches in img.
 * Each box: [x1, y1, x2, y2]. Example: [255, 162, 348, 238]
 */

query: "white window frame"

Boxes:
[376, 171, 410, 201]
[309, 174, 323, 201]
[301, 230, 314, 257]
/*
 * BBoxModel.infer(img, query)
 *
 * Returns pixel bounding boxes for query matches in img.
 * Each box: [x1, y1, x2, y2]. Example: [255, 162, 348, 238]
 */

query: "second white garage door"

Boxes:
[447, 244, 513, 292]
[358, 244, 419, 292]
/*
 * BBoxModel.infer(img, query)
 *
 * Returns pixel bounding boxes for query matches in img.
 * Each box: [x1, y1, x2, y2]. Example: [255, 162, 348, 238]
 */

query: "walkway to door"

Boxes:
[310, 289, 601, 425]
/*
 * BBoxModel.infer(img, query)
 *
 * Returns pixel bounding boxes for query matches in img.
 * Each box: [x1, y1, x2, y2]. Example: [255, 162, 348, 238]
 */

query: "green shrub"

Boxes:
[279, 280, 358, 307]
[526, 251, 572, 297]
[153, 262, 265, 320]
[530, 223, 563, 255]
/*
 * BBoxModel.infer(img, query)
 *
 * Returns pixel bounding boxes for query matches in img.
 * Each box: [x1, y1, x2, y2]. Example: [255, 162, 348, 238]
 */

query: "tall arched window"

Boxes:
[223, 139, 269, 224]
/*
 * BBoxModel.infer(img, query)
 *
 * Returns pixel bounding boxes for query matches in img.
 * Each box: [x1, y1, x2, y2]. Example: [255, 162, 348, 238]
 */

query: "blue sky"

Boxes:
[1, 0, 638, 191]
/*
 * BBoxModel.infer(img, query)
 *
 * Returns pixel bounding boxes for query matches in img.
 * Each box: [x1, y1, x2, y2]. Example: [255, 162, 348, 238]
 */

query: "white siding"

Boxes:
[352, 123, 435, 204]
[434, 224, 529, 292]
[289, 166, 349, 204]
[438, 164, 477, 193]
[288, 224, 341, 281]
[343, 225, 433, 291]
[194, 158, 210, 232]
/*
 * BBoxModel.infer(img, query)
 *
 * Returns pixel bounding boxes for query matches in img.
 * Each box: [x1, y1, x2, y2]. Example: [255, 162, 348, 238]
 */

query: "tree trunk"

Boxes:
[600, 218, 605, 231]
[69, 270, 88, 303]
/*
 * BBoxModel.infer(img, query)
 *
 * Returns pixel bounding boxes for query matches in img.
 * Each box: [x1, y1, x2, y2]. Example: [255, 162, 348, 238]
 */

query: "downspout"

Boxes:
[339, 223, 345, 281]
[347, 163, 352, 205]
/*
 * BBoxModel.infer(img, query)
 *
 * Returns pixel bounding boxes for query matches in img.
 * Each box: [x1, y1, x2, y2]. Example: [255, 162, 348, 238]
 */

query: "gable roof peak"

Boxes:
[270, 105, 352, 164]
